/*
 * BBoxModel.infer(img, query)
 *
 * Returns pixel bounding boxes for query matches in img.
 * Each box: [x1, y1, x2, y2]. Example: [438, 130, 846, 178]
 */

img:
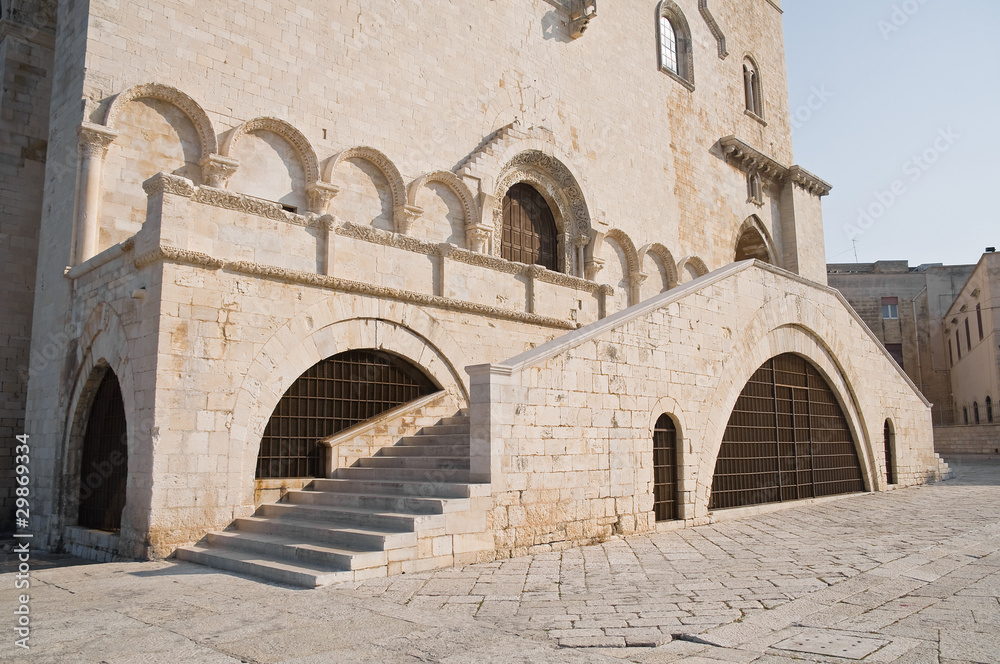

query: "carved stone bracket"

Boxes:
[307, 182, 340, 214]
[143, 173, 196, 198]
[200, 154, 240, 188]
[393, 204, 424, 235]
[720, 136, 832, 197]
[570, 0, 597, 39]
[78, 123, 119, 158]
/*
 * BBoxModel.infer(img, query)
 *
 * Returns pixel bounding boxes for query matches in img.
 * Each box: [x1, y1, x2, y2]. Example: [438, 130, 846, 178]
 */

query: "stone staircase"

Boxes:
[177, 414, 491, 587]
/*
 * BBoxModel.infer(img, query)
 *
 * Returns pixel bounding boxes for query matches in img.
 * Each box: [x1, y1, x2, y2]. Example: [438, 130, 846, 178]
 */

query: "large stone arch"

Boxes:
[62, 302, 147, 558]
[694, 300, 881, 518]
[104, 83, 217, 158]
[230, 300, 470, 505]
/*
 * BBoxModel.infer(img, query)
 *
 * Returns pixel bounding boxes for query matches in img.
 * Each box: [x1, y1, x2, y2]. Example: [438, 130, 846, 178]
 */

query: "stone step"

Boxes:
[234, 515, 417, 550]
[416, 423, 469, 436]
[378, 444, 471, 458]
[257, 502, 447, 531]
[206, 530, 386, 570]
[176, 544, 354, 588]
[310, 477, 474, 499]
[334, 466, 471, 483]
[287, 488, 471, 514]
[357, 456, 470, 470]
[436, 416, 470, 426]
[395, 433, 470, 446]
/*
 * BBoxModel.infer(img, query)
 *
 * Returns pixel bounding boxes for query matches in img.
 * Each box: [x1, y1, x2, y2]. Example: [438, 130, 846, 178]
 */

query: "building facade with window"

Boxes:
[6, 0, 948, 583]
[828, 261, 976, 426]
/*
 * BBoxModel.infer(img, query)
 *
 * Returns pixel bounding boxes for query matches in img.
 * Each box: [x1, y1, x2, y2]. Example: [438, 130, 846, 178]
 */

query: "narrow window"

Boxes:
[974, 401, 980, 425]
[743, 57, 763, 118]
[885, 343, 904, 370]
[977, 303, 984, 340]
[948, 338, 954, 366]
[963, 406, 969, 425]
[965, 318, 972, 350]
[746, 171, 763, 205]
[883, 420, 895, 485]
[987, 396, 994, 423]
[881, 297, 899, 320]
[659, 15, 678, 74]
[956, 329, 962, 359]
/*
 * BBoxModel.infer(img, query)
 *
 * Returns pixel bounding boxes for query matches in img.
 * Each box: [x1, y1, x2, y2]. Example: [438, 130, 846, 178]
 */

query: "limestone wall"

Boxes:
[469, 262, 945, 559]
[933, 425, 1000, 456]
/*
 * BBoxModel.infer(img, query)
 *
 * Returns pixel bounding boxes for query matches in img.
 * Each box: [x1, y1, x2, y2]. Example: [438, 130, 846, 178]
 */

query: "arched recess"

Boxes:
[883, 419, 896, 485]
[697, 319, 876, 519]
[62, 302, 144, 555]
[221, 117, 320, 212]
[710, 353, 866, 510]
[324, 146, 409, 233]
[592, 229, 641, 310]
[491, 150, 593, 276]
[638, 243, 679, 300]
[99, 84, 214, 251]
[734, 215, 776, 265]
[407, 170, 479, 247]
[647, 396, 689, 521]
[231, 304, 470, 500]
[676, 255, 709, 283]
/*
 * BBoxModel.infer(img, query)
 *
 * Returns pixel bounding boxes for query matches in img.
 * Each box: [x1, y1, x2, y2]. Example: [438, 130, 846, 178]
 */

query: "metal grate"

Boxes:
[884, 421, 895, 484]
[78, 369, 129, 532]
[652, 414, 678, 521]
[710, 354, 865, 510]
[256, 349, 437, 479]
[501, 183, 558, 271]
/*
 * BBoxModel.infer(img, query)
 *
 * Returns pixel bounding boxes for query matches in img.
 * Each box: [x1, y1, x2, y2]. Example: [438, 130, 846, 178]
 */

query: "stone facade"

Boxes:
[828, 261, 976, 426]
[5, 0, 948, 573]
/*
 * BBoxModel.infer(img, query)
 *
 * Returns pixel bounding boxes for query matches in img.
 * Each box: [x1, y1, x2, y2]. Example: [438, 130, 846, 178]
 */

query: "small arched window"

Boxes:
[657, 2, 694, 88]
[743, 57, 764, 119]
[747, 170, 763, 205]
[987, 396, 994, 423]
[974, 401, 980, 425]
[963, 406, 969, 425]
[501, 183, 558, 271]
[652, 414, 679, 521]
[883, 420, 895, 485]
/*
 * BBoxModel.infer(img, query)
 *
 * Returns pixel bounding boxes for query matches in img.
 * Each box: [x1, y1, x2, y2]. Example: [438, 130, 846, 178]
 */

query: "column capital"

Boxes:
[78, 123, 118, 158]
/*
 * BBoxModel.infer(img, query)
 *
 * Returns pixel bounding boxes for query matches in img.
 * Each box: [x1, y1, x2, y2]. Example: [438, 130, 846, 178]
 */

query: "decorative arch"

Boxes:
[742, 54, 764, 119]
[324, 146, 407, 210]
[592, 229, 642, 306]
[231, 301, 471, 503]
[221, 117, 320, 186]
[407, 170, 480, 238]
[492, 150, 593, 275]
[104, 83, 217, 158]
[657, 1, 695, 88]
[676, 255, 709, 282]
[734, 215, 776, 265]
[638, 243, 679, 291]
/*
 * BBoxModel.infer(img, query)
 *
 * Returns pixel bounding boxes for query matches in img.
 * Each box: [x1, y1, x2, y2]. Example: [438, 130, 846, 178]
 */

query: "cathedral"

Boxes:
[2, 0, 948, 585]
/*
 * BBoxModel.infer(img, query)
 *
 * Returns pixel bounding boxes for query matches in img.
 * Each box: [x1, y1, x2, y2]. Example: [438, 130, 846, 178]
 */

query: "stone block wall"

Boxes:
[933, 425, 1000, 456]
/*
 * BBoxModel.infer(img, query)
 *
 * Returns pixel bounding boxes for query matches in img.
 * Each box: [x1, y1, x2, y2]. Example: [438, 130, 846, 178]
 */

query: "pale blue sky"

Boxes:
[783, 0, 998, 267]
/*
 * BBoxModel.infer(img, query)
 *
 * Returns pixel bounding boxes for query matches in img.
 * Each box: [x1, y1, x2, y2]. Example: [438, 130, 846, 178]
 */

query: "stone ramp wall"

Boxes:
[934, 425, 1000, 456]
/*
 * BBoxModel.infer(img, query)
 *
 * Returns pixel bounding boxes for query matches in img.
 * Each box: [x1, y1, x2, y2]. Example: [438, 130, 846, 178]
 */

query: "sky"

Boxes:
[782, 0, 999, 267]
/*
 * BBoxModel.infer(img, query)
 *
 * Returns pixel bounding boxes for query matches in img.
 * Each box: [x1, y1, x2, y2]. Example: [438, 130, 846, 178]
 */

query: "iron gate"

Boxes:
[256, 349, 437, 479]
[710, 354, 865, 510]
[78, 369, 129, 531]
[652, 414, 678, 521]
[883, 421, 895, 484]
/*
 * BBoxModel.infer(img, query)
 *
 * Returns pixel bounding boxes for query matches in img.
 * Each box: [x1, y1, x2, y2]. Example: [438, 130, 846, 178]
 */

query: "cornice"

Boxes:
[719, 136, 832, 196]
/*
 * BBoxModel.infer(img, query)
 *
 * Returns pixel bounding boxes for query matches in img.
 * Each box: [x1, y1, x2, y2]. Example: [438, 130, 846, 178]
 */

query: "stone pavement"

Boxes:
[2, 457, 998, 663]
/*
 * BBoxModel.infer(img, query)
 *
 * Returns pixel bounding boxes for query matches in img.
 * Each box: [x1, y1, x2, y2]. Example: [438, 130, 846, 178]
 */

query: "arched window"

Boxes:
[743, 57, 764, 118]
[652, 414, 679, 521]
[746, 170, 763, 206]
[78, 368, 129, 532]
[501, 183, 558, 271]
[256, 350, 437, 479]
[711, 354, 865, 509]
[657, 2, 694, 88]
[963, 406, 969, 425]
[987, 396, 994, 423]
[883, 420, 895, 485]
[974, 401, 980, 425]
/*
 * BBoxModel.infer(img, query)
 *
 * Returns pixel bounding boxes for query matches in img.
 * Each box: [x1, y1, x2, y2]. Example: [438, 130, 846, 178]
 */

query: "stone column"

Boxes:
[200, 153, 240, 188]
[393, 204, 424, 235]
[74, 123, 118, 264]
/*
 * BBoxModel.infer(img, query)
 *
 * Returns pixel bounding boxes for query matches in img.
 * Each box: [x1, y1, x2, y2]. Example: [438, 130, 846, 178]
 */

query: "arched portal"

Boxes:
[652, 414, 679, 521]
[710, 353, 865, 510]
[501, 183, 558, 270]
[256, 349, 438, 479]
[734, 223, 773, 264]
[77, 369, 129, 531]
